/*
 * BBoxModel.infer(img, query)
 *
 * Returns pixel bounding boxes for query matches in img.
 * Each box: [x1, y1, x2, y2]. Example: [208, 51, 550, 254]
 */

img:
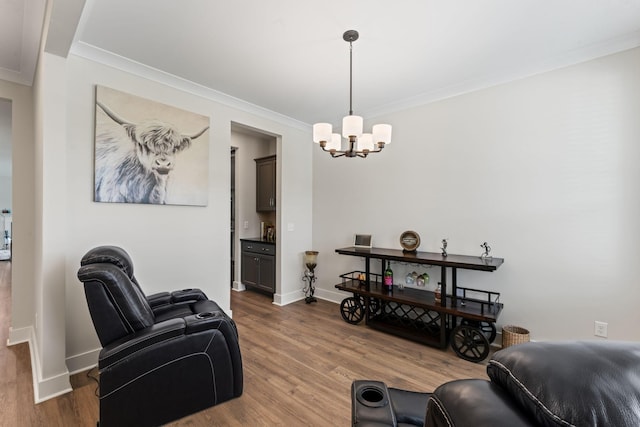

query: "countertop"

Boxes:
[240, 237, 276, 245]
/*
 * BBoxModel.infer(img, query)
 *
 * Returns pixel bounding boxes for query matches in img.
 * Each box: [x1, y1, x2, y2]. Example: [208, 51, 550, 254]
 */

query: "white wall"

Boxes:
[313, 47, 640, 342]
[64, 55, 233, 363]
[0, 79, 35, 338]
[33, 50, 72, 398]
[61, 55, 313, 377]
[5, 13, 313, 399]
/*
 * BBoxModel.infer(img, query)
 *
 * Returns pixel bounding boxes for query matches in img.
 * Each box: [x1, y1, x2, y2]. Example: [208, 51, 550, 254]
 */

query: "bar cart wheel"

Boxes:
[340, 297, 365, 324]
[461, 319, 497, 344]
[450, 324, 490, 362]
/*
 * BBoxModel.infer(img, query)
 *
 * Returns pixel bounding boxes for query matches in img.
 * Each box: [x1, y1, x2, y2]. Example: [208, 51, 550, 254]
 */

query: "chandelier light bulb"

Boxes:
[358, 133, 374, 151]
[342, 115, 363, 138]
[372, 124, 392, 145]
[313, 123, 332, 143]
[327, 133, 342, 151]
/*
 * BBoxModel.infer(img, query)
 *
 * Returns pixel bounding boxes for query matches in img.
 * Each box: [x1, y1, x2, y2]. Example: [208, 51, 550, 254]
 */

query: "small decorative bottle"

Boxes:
[383, 264, 394, 293]
[434, 282, 442, 304]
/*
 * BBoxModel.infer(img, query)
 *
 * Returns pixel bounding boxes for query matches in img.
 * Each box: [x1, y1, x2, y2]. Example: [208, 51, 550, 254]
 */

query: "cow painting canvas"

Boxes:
[94, 85, 210, 206]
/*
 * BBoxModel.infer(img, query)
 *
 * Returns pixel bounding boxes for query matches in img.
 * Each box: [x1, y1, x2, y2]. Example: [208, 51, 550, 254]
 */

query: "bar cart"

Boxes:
[334, 246, 504, 362]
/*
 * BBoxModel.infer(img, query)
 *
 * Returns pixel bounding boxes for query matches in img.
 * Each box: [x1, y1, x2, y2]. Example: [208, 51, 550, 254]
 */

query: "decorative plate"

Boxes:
[400, 230, 420, 252]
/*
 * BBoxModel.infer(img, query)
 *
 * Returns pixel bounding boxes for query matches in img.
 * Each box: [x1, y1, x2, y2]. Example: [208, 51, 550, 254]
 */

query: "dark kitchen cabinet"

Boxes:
[255, 155, 276, 212]
[240, 239, 275, 294]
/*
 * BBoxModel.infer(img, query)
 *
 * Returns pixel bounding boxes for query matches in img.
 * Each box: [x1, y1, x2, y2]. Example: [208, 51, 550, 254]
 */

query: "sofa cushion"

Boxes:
[487, 341, 640, 427]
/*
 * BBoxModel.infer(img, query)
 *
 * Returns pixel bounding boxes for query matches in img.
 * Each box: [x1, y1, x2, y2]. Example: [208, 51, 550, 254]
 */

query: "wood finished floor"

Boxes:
[0, 261, 490, 426]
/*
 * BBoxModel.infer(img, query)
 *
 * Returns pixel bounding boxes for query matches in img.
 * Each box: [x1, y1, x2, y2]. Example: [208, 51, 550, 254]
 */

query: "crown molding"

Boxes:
[364, 30, 640, 120]
[0, 0, 47, 87]
[68, 29, 640, 126]
[69, 41, 311, 132]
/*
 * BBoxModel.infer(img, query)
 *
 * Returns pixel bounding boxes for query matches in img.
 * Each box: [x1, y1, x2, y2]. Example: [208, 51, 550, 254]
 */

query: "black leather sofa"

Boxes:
[352, 340, 640, 427]
[77, 245, 243, 427]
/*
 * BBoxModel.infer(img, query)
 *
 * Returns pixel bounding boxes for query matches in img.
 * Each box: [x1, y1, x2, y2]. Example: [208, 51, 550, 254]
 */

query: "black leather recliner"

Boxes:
[77, 245, 243, 427]
[352, 340, 640, 427]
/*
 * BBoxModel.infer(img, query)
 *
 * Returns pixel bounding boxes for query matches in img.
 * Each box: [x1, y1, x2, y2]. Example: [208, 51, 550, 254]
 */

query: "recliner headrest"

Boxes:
[80, 245, 135, 280]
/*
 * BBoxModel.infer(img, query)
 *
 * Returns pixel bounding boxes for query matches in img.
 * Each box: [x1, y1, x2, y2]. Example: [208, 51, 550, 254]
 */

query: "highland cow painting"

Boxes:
[94, 85, 210, 206]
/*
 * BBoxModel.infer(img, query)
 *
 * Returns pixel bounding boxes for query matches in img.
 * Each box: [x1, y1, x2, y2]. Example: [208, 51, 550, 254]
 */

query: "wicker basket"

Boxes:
[502, 325, 530, 348]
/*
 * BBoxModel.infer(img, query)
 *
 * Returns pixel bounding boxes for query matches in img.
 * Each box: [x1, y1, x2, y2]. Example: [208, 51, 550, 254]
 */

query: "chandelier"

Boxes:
[313, 30, 392, 158]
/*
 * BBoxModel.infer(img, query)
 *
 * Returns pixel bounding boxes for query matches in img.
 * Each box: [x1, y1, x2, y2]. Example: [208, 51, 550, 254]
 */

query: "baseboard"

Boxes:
[270, 286, 346, 306]
[273, 289, 305, 306]
[7, 325, 31, 345]
[232, 281, 246, 292]
[66, 347, 100, 375]
[7, 325, 72, 403]
[314, 287, 348, 304]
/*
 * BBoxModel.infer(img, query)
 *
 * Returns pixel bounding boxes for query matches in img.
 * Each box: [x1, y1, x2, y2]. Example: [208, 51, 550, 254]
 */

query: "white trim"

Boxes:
[313, 287, 351, 305]
[272, 290, 304, 307]
[232, 281, 246, 292]
[272, 288, 305, 306]
[69, 42, 311, 132]
[7, 325, 31, 345]
[65, 347, 100, 375]
[0, 0, 47, 86]
[364, 31, 640, 120]
[7, 326, 72, 403]
[271, 286, 346, 306]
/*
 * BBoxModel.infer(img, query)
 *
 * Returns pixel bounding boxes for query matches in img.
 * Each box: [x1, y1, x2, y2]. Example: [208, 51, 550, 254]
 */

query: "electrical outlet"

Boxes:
[243, 221, 249, 229]
[594, 321, 608, 338]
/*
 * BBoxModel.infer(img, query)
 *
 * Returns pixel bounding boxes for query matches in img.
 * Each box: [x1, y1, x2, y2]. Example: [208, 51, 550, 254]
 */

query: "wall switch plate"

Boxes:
[287, 223, 294, 232]
[594, 321, 608, 338]
[243, 221, 249, 229]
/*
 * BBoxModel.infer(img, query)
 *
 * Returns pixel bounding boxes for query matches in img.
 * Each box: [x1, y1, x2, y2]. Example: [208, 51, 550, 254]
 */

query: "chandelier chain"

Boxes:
[349, 39, 353, 116]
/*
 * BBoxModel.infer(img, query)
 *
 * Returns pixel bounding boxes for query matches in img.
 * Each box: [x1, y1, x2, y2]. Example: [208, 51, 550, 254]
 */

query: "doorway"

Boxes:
[230, 147, 236, 286]
[0, 98, 12, 261]
[230, 123, 277, 298]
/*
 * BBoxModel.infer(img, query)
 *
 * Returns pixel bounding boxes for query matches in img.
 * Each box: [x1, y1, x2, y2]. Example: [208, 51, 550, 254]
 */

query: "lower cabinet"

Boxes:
[241, 240, 275, 294]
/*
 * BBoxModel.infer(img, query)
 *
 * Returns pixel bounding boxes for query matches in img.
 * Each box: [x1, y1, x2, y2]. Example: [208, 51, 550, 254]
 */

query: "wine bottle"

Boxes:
[383, 264, 393, 292]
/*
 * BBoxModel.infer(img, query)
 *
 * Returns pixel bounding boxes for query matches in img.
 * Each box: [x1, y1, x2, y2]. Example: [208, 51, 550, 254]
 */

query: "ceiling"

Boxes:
[3, 0, 640, 128]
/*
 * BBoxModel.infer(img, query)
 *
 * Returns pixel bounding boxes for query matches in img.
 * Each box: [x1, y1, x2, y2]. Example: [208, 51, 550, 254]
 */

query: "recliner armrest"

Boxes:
[388, 387, 430, 426]
[425, 379, 535, 427]
[171, 288, 207, 303]
[184, 312, 231, 334]
[99, 318, 186, 369]
[146, 292, 172, 307]
[352, 380, 397, 427]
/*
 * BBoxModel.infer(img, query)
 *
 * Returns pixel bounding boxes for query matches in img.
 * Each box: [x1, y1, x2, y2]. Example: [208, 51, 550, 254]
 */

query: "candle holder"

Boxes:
[302, 251, 318, 304]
